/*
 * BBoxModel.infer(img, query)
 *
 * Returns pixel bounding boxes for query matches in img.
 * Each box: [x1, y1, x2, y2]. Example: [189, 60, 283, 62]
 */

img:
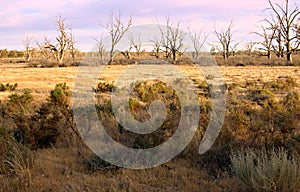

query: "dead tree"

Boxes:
[68, 29, 77, 63]
[297, 19, 300, 41]
[245, 41, 256, 56]
[102, 11, 132, 64]
[23, 36, 33, 62]
[150, 37, 162, 59]
[230, 42, 241, 57]
[129, 32, 142, 58]
[94, 36, 106, 60]
[253, 25, 276, 59]
[36, 36, 53, 61]
[189, 30, 208, 59]
[45, 15, 70, 65]
[263, 15, 285, 58]
[159, 17, 186, 63]
[120, 50, 132, 60]
[213, 21, 235, 60]
[267, 0, 300, 62]
[273, 25, 285, 58]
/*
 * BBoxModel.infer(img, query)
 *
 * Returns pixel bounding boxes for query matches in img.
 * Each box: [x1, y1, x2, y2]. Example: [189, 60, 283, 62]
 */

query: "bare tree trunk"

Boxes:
[267, 50, 271, 59]
[214, 21, 235, 60]
[158, 17, 185, 64]
[103, 11, 132, 64]
[268, 0, 300, 62]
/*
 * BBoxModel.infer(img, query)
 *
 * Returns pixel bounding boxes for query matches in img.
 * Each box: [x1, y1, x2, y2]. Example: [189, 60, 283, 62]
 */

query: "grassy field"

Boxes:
[0, 58, 300, 191]
[1, 62, 299, 100]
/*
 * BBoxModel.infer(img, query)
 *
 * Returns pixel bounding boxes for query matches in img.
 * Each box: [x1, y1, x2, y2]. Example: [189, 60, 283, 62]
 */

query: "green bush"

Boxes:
[7, 90, 33, 115]
[94, 81, 114, 92]
[10, 84, 78, 149]
[231, 148, 300, 192]
[49, 83, 71, 106]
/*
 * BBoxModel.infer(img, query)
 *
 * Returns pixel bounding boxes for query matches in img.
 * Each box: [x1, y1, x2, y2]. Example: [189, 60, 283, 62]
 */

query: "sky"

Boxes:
[0, 0, 299, 51]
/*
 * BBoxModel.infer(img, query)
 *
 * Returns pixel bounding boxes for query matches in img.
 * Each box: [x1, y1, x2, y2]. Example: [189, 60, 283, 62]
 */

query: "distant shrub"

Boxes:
[0, 83, 17, 92]
[264, 76, 297, 92]
[49, 83, 71, 106]
[94, 81, 114, 92]
[95, 80, 181, 149]
[231, 148, 300, 192]
[248, 89, 275, 104]
[7, 90, 33, 115]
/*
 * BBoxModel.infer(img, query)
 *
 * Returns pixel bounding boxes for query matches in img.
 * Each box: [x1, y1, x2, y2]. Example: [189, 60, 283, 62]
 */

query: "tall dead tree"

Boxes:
[36, 36, 53, 61]
[263, 15, 285, 58]
[189, 30, 208, 59]
[245, 41, 256, 56]
[68, 29, 77, 62]
[45, 15, 70, 65]
[23, 36, 33, 62]
[213, 21, 235, 60]
[297, 18, 300, 42]
[94, 36, 106, 60]
[129, 32, 142, 57]
[230, 42, 241, 57]
[150, 37, 161, 59]
[103, 11, 132, 64]
[159, 17, 186, 63]
[253, 25, 276, 59]
[267, 0, 300, 62]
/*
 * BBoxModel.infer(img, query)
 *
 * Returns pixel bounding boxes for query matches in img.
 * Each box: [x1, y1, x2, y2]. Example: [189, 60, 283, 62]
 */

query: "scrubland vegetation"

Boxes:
[0, 61, 300, 191]
[0, 0, 300, 191]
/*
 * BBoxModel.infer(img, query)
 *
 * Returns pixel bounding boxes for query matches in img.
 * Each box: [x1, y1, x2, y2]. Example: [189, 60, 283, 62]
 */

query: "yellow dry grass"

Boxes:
[0, 61, 299, 191]
[0, 62, 299, 101]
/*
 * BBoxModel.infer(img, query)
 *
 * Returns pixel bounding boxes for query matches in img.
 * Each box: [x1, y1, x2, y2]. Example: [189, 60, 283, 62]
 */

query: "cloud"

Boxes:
[0, 0, 287, 51]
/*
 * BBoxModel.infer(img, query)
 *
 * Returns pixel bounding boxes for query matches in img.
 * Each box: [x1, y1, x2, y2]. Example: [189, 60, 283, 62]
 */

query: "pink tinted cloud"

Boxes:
[0, 0, 297, 50]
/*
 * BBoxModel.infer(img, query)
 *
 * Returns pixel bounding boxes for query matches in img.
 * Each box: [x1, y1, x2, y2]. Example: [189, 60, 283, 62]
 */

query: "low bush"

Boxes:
[0, 83, 17, 92]
[94, 81, 114, 92]
[49, 83, 71, 107]
[7, 83, 79, 149]
[7, 90, 33, 115]
[231, 148, 300, 192]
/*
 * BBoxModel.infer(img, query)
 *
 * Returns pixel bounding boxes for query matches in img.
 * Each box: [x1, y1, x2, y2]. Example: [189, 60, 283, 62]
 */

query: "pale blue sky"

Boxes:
[0, 0, 298, 51]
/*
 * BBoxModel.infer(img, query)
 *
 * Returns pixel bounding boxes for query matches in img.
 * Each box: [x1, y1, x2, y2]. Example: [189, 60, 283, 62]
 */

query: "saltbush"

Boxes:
[231, 148, 300, 192]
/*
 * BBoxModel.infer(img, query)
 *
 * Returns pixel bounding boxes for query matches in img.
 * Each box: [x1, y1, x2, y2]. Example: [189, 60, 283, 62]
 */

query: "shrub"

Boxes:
[49, 83, 71, 106]
[94, 81, 114, 92]
[0, 135, 34, 192]
[264, 76, 297, 93]
[3, 142, 34, 175]
[0, 83, 17, 92]
[7, 90, 33, 115]
[10, 84, 78, 149]
[231, 148, 300, 192]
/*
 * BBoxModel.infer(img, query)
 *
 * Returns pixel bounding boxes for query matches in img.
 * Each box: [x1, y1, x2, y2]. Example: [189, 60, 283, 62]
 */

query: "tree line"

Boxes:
[1, 0, 299, 64]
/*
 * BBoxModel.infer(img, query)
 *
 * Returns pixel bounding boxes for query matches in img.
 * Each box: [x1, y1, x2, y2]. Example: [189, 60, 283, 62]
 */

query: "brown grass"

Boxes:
[1, 57, 300, 191]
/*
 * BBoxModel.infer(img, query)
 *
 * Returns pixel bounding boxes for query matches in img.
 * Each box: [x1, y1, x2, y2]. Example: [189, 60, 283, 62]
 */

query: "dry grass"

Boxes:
[1, 57, 300, 191]
[0, 61, 299, 101]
